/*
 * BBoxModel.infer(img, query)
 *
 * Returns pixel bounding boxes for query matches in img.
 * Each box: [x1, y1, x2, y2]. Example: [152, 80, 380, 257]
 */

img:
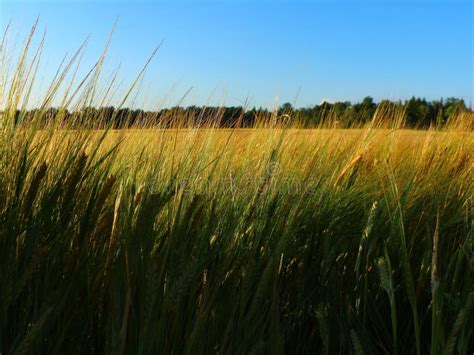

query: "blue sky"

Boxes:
[1, 0, 473, 109]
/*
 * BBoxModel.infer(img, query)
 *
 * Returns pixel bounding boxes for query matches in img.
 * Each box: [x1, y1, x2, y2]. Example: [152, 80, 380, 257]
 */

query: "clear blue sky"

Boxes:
[1, 0, 473, 109]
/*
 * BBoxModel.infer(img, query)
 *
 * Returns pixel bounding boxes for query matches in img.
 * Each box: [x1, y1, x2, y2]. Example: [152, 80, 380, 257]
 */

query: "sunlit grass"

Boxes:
[0, 22, 473, 354]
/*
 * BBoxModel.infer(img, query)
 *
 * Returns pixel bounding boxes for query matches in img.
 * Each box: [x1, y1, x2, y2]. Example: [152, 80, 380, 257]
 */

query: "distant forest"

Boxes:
[9, 96, 472, 128]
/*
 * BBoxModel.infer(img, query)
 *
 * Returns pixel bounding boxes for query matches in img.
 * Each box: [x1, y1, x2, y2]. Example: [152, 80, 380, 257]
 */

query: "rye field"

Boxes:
[1, 119, 473, 354]
[0, 23, 473, 354]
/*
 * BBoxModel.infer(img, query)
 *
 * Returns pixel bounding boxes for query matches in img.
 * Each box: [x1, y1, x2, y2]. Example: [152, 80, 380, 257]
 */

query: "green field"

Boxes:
[1, 122, 473, 353]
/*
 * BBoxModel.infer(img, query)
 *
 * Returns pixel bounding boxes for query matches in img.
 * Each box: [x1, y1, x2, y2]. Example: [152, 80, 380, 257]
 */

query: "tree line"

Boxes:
[9, 96, 471, 128]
